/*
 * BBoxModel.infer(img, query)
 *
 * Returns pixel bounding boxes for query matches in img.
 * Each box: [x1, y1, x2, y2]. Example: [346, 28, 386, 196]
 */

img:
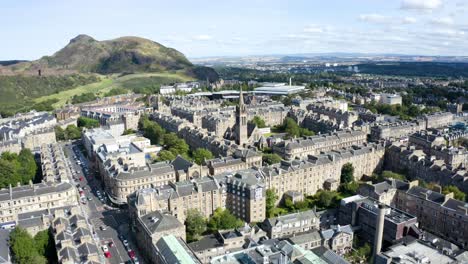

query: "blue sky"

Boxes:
[1, 0, 467, 60]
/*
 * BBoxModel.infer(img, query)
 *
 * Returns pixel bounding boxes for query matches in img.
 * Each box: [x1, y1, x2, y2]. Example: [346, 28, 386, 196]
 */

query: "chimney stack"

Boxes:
[373, 203, 386, 261]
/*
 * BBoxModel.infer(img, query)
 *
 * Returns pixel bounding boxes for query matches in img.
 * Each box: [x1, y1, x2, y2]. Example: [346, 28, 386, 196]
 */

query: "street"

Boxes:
[61, 141, 143, 264]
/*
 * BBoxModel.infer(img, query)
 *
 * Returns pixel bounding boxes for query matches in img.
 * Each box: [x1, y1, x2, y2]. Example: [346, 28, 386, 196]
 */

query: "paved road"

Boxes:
[62, 141, 143, 264]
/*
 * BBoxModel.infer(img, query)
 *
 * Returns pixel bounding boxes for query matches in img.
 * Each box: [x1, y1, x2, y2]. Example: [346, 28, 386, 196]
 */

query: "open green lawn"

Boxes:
[34, 72, 192, 108]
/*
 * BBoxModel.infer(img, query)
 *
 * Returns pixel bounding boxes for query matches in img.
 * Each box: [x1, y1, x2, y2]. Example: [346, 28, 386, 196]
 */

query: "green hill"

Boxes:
[6, 34, 213, 77]
[0, 35, 219, 116]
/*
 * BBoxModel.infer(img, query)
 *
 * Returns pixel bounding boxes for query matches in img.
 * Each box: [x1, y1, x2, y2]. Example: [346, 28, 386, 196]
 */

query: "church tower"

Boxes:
[236, 87, 248, 146]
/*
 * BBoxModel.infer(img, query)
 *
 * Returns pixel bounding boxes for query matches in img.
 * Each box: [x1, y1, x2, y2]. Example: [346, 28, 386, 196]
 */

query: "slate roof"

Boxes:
[140, 211, 183, 235]
[311, 246, 350, 264]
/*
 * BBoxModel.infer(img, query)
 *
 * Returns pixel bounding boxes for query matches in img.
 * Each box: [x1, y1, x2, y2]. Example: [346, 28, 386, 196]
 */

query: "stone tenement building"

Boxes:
[128, 176, 226, 223]
[81, 103, 152, 131]
[370, 121, 426, 141]
[261, 143, 385, 198]
[0, 111, 57, 153]
[306, 105, 358, 129]
[0, 143, 78, 224]
[201, 112, 235, 138]
[358, 179, 468, 249]
[134, 211, 187, 264]
[52, 207, 101, 264]
[272, 130, 367, 160]
[301, 113, 341, 134]
[339, 195, 418, 246]
[205, 148, 262, 176]
[262, 209, 320, 239]
[293, 97, 348, 112]
[423, 112, 454, 129]
[408, 131, 447, 153]
[128, 169, 266, 223]
[385, 144, 468, 193]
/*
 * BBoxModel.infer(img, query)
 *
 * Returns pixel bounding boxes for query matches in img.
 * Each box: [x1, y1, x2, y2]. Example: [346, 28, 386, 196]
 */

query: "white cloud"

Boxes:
[192, 34, 213, 41]
[359, 14, 390, 23]
[430, 17, 454, 26]
[303, 24, 324, 33]
[400, 0, 443, 10]
[402, 17, 417, 24]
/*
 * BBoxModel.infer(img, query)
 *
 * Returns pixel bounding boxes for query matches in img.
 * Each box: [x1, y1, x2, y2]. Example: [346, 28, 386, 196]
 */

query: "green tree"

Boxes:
[208, 208, 244, 232]
[340, 181, 360, 196]
[192, 148, 213, 165]
[266, 189, 278, 217]
[284, 197, 295, 211]
[340, 163, 354, 184]
[65, 125, 82, 140]
[315, 190, 340, 209]
[17, 149, 37, 184]
[0, 159, 22, 188]
[443, 185, 466, 201]
[10, 227, 46, 264]
[77, 117, 99, 129]
[283, 117, 301, 138]
[251, 116, 266, 128]
[163, 133, 189, 156]
[157, 150, 176, 161]
[262, 153, 282, 165]
[54, 126, 65, 141]
[185, 209, 207, 242]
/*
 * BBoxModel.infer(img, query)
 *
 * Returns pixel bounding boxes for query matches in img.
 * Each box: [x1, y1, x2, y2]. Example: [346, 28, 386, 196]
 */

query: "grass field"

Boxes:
[34, 72, 192, 108]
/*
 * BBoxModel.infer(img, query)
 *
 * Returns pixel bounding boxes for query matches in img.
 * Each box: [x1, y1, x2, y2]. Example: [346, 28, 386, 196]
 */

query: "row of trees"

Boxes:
[273, 117, 315, 139]
[185, 208, 244, 242]
[0, 150, 37, 189]
[55, 125, 82, 141]
[77, 117, 100, 129]
[139, 115, 214, 164]
[9, 227, 57, 264]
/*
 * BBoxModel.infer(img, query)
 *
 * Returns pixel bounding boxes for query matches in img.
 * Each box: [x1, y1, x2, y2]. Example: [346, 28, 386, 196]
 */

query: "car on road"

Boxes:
[87, 197, 92, 201]
[101, 245, 109, 252]
[133, 257, 140, 264]
[100, 226, 107, 231]
[104, 251, 111, 258]
[123, 239, 129, 248]
[108, 241, 114, 247]
[79, 177, 84, 181]
[128, 249, 135, 259]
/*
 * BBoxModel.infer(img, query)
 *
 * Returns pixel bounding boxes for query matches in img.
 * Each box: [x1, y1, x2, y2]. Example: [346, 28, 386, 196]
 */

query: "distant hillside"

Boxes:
[1, 34, 218, 80]
[0, 60, 28, 66]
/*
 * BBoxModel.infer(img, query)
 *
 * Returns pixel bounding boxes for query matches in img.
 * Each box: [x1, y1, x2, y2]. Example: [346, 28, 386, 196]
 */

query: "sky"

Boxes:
[1, 0, 468, 60]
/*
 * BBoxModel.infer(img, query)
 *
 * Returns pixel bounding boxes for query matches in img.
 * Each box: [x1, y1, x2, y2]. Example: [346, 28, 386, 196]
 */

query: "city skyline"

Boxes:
[1, 0, 468, 60]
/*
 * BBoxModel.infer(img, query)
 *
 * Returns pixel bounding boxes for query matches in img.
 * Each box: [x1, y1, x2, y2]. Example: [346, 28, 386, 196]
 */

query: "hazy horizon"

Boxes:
[1, 0, 468, 60]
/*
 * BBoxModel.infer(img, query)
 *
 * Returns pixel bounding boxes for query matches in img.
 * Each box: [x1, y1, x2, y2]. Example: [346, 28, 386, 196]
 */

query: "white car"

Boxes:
[123, 240, 129, 247]
[101, 245, 109, 252]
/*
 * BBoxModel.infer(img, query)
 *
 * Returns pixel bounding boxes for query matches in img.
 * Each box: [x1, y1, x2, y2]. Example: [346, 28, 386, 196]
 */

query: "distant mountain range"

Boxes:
[0, 34, 217, 80]
[191, 53, 468, 65]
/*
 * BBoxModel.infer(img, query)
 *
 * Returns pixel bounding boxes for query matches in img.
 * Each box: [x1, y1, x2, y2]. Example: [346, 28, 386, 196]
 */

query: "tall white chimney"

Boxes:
[373, 203, 386, 261]
[289, 77, 292, 86]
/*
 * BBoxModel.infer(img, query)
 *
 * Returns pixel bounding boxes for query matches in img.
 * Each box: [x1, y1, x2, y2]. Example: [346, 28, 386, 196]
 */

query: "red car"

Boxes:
[104, 251, 112, 258]
[128, 250, 135, 259]
[79, 177, 84, 181]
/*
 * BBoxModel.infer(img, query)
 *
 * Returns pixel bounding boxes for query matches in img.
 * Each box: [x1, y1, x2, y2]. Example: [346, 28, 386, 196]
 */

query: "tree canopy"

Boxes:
[192, 148, 213, 165]
[55, 125, 82, 141]
[275, 117, 315, 139]
[0, 150, 37, 188]
[185, 209, 207, 242]
[250, 116, 266, 128]
[262, 153, 282, 165]
[443, 185, 466, 201]
[207, 208, 244, 232]
[77, 117, 99, 129]
[266, 189, 278, 218]
[340, 163, 354, 184]
[10, 227, 49, 264]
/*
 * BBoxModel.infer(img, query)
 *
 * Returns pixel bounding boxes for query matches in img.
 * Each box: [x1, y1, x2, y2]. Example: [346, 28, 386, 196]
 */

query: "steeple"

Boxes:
[236, 86, 248, 146]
